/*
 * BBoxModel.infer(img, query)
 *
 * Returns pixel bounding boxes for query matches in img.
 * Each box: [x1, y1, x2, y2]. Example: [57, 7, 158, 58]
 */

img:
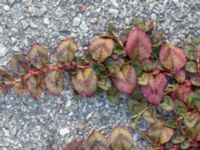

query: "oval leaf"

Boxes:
[183, 112, 199, 128]
[112, 65, 137, 96]
[159, 96, 174, 111]
[27, 75, 42, 98]
[11, 54, 31, 76]
[110, 126, 133, 150]
[45, 70, 64, 95]
[29, 44, 49, 68]
[56, 38, 78, 64]
[159, 42, 186, 71]
[87, 131, 108, 149]
[185, 61, 197, 73]
[88, 37, 114, 62]
[191, 76, 200, 87]
[141, 73, 167, 104]
[72, 67, 97, 97]
[125, 27, 152, 60]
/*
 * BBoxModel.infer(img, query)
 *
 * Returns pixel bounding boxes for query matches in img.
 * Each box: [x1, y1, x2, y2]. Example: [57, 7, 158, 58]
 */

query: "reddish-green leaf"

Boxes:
[27, 75, 42, 98]
[66, 140, 79, 150]
[112, 65, 137, 96]
[125, 27, 152, 60]
[110, 126, 133, 150]
[0, 66, 13, 81]
[159, 96, 174, 111]
[141, 72, 167, 104]
[159, 42, 186, 71]
[29, 44, 49, 68]
[148, 125, 174, 144]
[13, 80, 28, 93]
[175, 70, 186, 83]
[72, 67, 97, 97]
[88, 37, 114, 62]
[87, 131, 108, 150]
[44, 70, 64, 95]
[11, 54, 31, 76]
[56, 38, 78, 64]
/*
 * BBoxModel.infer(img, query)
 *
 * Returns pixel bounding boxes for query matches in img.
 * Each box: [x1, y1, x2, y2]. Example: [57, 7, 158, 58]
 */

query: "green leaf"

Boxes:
[183, 112, 199, 128]
[142, 59, 154, 72]
[11, 54, 31, 76]
[131, 60, 142, 75]
[106, 87, 119, 104]
[159, 96, 174, 111]
[29, 44, 49, 68]
[191, 76, 200, 87]
[105, 57, 116, 73]
[180, 141, 191, 149]
[91, 63, 106, 77]
[185, 61, 197, 73]
[172, 134, 185, 144]
[44, 70, 64, 95]
[138, 73, 149, 86]
[98, 77, 111, 91]
[143, 110, 155, 124]
[56, 38, 78, 64]
[110, 126, 133, 150]
[183, 44, 198, 61]
[174, 100, 187, 115]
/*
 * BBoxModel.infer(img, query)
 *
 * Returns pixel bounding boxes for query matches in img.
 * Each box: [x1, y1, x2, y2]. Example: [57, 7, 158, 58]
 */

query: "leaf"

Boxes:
[87, 131, 108, 149]
[159, 96, 174, 111]
[13, 80, 28, 93]
[44, 70, 64, 95]
[98, 77, 111, 91]
[0, 66, 13, 81]
[105, 58, 116, 73]
[56, 38, 78, 64]
[106, 87, 119, 104]
[11, 54, 31, 76]
[72, 67, 97, 97]
[91, 63, 106, 77]
[188, 92, 200, 111]
[141, 59, 154, 72]
[26, 75, 42, 98]
[112, 65, 137, 96]
[138, 73, 149, 86]
[150, 31, 165, 47]
[141, 73, 167, 104]
[110, 126, 133, 150]
[172, 135, 185, 144]
[88, 37, 114, 62]
[125, 27, 152, 60]
[66, 140, 79, 150]
[131, 60, 142, 75]
[78, 139, 90, 150]
[143, 110, 155, 124]
[29, 44, 49, 68]
[134, 18, 154, 32]
[191, 76, 200, 87]
[159, 42, 186, 71]
[148, 125, 174, 144]
[185, 61, 197, 73]
[183, 44, 198, 61]
[183, 112, 199, 128]
[175, 70, 186, 83]
[180, 141, 191, 150]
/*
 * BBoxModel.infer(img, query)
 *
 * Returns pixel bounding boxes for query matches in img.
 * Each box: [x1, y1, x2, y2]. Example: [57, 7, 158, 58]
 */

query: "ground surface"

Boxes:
[0, 0, 200, 149]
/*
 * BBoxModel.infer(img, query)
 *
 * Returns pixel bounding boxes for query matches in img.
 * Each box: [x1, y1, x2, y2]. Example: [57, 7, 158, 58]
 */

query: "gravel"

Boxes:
[0, 0, 200, 149]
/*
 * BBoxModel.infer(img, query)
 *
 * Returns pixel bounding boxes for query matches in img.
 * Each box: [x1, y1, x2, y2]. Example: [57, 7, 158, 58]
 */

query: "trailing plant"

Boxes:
[0, 17, 200, 149]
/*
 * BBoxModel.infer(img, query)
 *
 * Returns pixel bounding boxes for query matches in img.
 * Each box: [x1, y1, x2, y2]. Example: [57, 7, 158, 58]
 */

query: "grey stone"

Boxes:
[80, 21, 88, 31]
[108, 8, 119, 17]
[73, 17, 81, 26]
[110, 0, 119, 8]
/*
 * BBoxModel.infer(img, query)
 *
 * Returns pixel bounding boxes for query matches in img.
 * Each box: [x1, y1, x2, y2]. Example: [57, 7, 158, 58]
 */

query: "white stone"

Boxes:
[80, 21, 88, 31]
[59, 127, 70, 136]
[109, 9, 119, 17]
[3, 5, 10, 11]
[11, 37, 17, 44]
[66, 100, 72, 107]
[0, 44, 8, 57]
[151, 13, 157, 20]
[110, 0, 119, 8]
[43, 18, 50, 25]
[73, 17, 81, 26]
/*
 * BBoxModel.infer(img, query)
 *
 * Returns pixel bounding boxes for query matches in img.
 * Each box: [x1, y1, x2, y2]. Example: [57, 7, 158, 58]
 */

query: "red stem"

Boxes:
[1, 63, 89, 92]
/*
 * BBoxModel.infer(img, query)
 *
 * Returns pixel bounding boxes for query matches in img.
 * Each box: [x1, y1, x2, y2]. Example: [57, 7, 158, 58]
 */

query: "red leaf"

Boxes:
[125, 27, 152, 60]
[141, 73, 167, 104]
[112, 65, 137, 96]
[159, 42, 186, 71]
